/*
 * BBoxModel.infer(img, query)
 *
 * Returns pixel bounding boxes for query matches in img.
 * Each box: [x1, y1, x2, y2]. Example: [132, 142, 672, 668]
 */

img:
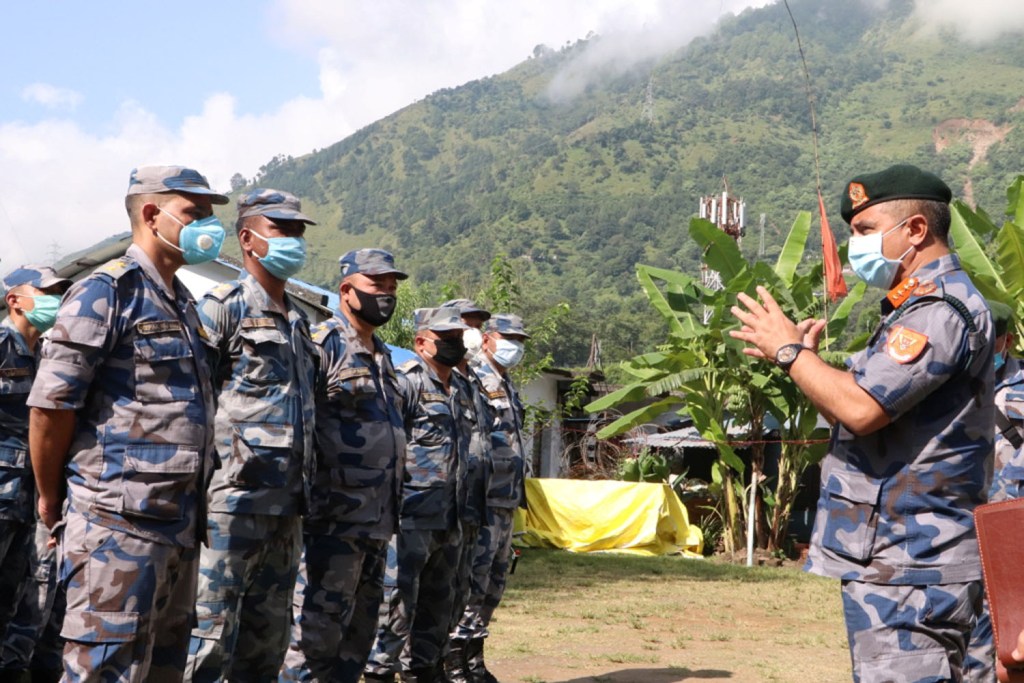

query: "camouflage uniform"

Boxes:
[804, 255, 994, 683]
[28, 236, 219, 681]
[0, 316, 37, 636]
[964, 351, 1024, 682]
[184, 268, 317, 682]
[365, 309, 467, 679]
[280, 312, 406, 683]
[453, 337, 527, 644]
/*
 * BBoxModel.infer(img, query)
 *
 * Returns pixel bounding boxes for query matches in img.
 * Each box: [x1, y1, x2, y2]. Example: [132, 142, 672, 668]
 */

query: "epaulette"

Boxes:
[397, 359, 420, 374]
[206, 280, 242, 303]
[310, 318, 343, 345]
[92, 257, 137, 281]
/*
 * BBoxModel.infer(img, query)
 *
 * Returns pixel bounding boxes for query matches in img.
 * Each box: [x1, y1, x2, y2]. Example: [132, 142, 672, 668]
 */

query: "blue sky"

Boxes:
[0, 0, 1013, 273]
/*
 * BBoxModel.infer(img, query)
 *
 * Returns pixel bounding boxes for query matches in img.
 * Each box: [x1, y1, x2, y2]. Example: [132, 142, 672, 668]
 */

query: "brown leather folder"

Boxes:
[975, 498, 1024, 682]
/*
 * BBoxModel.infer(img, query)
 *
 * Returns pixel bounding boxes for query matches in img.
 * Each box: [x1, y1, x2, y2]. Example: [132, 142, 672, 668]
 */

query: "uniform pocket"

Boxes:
[228, 422, 295, 489]
[820, 473, 882, 562]
[320, 466, 386, 524]
[238, 326, 289, 385]
[486, 455, 520, 508]
[401, 482, 447, 520]
[0, 445, 27, 502]
[133, 327, 196, 403]
[121, 443, 199, 521]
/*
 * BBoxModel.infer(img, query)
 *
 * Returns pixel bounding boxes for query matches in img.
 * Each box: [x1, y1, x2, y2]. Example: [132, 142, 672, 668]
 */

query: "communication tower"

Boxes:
[697, 184, 746, 324]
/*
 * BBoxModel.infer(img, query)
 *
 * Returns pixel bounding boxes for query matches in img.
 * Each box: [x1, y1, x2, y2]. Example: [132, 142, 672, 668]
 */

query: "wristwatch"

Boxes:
[774, 343, 808, 371]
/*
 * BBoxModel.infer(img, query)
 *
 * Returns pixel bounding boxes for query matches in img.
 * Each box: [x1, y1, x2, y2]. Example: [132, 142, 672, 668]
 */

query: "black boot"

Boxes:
[400, 667, 438, 683]
[465, 638, 500, 683]
[445, 639, 471, 683]
[364, 671, 397, 683]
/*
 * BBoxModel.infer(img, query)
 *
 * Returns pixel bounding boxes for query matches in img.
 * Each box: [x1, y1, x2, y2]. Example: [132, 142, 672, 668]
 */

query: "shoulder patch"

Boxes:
[886, 325, 928, 364]
[241, 317, 277, 330]
[422, 391, 447, 403]
[337, 367, 372, 381]
[136, 320, 184, 336]
[487, 390, 508, 400]
[398, 359, 420, 373]
[0, 367, 32, 379]
[95, 257, 136, 280]
[207, 280, 241, 302]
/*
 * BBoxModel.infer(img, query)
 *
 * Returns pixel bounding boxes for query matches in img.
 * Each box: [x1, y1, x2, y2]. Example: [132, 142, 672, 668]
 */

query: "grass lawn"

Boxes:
[485, 549, 851, 683]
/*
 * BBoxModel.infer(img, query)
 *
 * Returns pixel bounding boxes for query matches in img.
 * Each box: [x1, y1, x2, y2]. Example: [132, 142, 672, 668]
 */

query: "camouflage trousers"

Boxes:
[452, 507, 514, 640]
[448, 521, 480, 636]
[60, 510, 199, 683]
[185, 512, 301, 683]
[964, 596, 996, 683]
[364, 525, 462, 675]
[280, 534, 388, 683]
[0, 517, 33, 634]
[841, 579, 986, 683]
[0, 520, 64, 672]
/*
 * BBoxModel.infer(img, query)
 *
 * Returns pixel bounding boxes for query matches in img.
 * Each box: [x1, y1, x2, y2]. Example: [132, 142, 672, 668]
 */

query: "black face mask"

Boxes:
[431, 337, 467, 367]
[350, 287, 396, 327]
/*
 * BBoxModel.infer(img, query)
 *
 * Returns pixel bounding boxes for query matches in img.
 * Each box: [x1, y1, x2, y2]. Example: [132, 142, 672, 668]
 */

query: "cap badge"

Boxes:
[848, 182, 869, 209]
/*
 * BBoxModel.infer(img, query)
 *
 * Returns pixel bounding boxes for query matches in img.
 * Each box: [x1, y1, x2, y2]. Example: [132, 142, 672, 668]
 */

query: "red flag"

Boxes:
[818, 191, 848, 302]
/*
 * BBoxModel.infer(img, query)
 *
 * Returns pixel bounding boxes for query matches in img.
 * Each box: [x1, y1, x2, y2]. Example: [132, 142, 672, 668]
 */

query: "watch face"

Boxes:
[777, 345, 799, 364]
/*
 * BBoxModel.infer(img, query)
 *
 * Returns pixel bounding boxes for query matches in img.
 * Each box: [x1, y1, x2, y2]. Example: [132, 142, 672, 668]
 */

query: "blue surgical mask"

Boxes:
[158, 210, 225, 264]
[18, 294, 61, 332]
[847, 217, 913, 289]
[248, 230, 307, 280]
[492, 338, 525, 368]
[995, 352, 1006, 371]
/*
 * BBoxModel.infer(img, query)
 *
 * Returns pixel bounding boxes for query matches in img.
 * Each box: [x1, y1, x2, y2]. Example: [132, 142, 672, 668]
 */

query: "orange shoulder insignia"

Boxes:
[886, 325, 928, 364]
[913, 281, 937, 297]
[886, 277, 919, 309]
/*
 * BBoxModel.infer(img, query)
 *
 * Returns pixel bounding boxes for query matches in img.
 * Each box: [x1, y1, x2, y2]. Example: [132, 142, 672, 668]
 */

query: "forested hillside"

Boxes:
[239, 0, 1024, 366]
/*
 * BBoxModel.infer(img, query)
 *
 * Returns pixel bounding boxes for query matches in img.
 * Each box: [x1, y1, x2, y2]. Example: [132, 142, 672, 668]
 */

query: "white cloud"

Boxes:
[910, 0, 1024, 41]
[21, 83, 82, 110]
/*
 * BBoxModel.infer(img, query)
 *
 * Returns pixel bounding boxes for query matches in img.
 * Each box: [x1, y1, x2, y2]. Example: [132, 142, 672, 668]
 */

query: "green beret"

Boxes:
[988, 299, 1015, 337]
[840, 164, 952, 224]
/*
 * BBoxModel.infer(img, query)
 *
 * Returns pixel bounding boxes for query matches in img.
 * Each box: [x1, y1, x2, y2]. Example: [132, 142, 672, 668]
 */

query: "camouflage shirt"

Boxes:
[0, 318, 35, 522]
[806, 254, 994, 584]
[305, 314, 405, 539]
[470, 355, 525, 509]
[27, 244, 216, 548]
[452, 367, 493, 525]
[396, 356, 464, 531]
[197, 272, 317, 517]
[989, 354, 1024, 502]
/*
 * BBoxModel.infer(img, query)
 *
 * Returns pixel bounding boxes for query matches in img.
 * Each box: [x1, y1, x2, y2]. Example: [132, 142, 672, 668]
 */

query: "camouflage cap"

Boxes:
[486, 313, 530, 339]
[414, 306, 469, 333]
[339, 248, 408, 280]
[237, 188, 316, 224]
[441, 298, 491, 321]
[126, 165, 229, 204]
[840, 164, 951, 224]
[3, 264, 71, 292]
[988, 299, 1015, 337]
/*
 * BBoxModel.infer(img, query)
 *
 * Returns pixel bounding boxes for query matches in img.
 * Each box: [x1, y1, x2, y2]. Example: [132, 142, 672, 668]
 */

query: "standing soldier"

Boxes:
[439, 299, 494, 683]
[453, 313, 530, 683]
[0, 266, 70, 683]
[28, 166, 225, 681]
[281, 248, 408, 683]
[365, 307, 468, 683]
[185, 189, 318, 681]
[732, 164, 994, 682]
[965, 300, 1024, 682]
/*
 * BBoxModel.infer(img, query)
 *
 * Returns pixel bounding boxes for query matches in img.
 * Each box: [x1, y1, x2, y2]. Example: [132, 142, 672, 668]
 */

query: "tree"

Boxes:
[229, 173, 247, 192]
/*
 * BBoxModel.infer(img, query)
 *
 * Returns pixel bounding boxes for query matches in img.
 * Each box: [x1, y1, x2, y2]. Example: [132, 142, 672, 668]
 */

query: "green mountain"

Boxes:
[246, 0, 1024, 366]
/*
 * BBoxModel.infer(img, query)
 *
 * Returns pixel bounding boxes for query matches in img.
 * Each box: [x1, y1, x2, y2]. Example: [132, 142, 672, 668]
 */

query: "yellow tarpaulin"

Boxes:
[514, 478, 704, 557]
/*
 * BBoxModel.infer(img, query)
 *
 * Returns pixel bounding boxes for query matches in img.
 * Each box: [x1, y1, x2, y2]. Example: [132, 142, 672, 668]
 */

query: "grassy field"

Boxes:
[485, 549, 851, 683]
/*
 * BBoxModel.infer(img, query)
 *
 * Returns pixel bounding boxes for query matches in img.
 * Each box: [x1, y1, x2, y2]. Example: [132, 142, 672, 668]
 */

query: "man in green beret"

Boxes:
[732, 163, 994, 681]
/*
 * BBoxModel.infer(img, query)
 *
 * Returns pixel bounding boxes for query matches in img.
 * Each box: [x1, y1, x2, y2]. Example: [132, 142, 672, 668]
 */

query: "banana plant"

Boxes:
[588, 211, 866, 553]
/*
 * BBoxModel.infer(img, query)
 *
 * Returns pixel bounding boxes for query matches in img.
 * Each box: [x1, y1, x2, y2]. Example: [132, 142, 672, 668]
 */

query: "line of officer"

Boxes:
[0, 265, 71, 683]
[28, 166, 224, 681]
[365, 307, 469, 682]
[185, 189, 318, 681]
[281, 248, 408, 683]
